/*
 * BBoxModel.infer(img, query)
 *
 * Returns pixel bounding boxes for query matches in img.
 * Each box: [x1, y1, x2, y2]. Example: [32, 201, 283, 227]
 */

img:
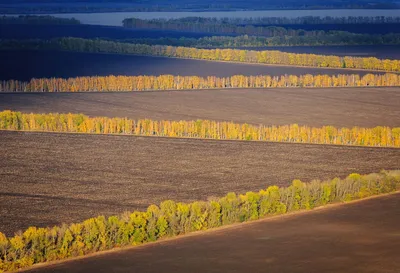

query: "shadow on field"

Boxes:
[0, 50, 387, 81]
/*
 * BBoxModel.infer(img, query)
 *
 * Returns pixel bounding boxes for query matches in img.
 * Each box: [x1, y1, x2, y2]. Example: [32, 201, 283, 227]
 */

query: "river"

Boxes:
[4, 9, 400, 26]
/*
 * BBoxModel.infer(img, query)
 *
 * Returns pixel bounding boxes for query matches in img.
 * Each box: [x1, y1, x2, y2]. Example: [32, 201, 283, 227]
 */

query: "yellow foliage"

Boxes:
[1, 111, 399, 148]
[2, 73, 400, 92]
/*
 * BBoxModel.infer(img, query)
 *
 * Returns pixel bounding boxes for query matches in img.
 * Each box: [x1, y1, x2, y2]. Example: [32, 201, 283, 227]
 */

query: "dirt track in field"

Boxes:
[23, 192, 400, 273]
[1, 87, 400, 128]
[1, 130, 399, 236]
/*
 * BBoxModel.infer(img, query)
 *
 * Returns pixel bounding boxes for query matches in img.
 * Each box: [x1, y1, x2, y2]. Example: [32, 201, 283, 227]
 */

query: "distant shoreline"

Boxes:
[3, 9, 400, 26]
[2, 8, 400, 16]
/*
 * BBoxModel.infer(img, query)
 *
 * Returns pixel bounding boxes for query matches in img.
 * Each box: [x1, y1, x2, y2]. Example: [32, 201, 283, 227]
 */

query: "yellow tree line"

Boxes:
[4, 37, 400, 72]
[1, 111, 399, 147]
[52, 37, 400, 72]
[2, 73, 400, 92]
[1, 171, 399, 272]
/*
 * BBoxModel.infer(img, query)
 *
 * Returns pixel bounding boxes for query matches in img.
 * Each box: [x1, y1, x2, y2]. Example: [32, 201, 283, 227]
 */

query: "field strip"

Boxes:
[1, 129, 400, 149]
[2, 88, 399, 128]
[1, 85, 400, 94]
[133, 54, 400, 74]
[2, 130, 399, 237]
[16, 191, 400, 273]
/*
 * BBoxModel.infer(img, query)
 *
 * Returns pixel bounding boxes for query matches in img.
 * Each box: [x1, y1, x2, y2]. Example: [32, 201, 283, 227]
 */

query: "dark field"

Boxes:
[0, 50, 387, 81]
[0, 24, 217, 40]
[1, 130, 399, 236]
[2, 24, 400, 41]
[2, 24, 400, 60]
[23, 192, 400, 273]
[1, 87, 400, 128]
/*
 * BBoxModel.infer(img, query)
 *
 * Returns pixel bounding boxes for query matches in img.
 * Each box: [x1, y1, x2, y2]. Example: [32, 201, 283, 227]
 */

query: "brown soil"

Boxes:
[1, 130, 399, 236]
[1, 87, 400, 128]
[22, 192, 400, 273]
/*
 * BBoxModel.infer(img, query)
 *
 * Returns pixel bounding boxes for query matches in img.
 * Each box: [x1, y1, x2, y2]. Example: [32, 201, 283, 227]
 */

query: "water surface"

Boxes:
[4, 9, 400, 26]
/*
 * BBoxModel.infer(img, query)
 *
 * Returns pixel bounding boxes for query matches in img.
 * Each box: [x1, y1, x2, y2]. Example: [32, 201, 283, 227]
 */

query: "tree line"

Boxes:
[113, 32, 400, 48]
[123, 18, 334, 37]
[2, 73, 400, 93]
[1, 111, 399, 147]
[146, 16, 400, 25]
[0, 170, 399, 272]
[0, 15, 81, 25]
[3, 37, 400, 72]
[122, 17, 400, 37]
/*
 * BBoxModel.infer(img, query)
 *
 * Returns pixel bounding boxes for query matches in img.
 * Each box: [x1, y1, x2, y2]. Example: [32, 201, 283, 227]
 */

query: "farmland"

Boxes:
[0, 24, 213, 40]
[1, 130, 399, 237]
[1, 12, 400, 273]
[22, 192, 400, 273]
[1, 87, 400, 128]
